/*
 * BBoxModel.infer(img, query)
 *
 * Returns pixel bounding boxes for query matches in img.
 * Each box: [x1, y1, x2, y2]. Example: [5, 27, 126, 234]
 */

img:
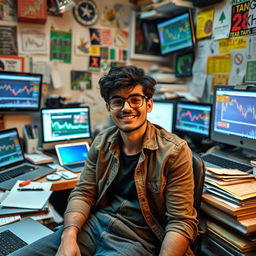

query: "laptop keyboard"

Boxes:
[202, 154, 252, 172]
[0, 165, 37, 182]
[0, 230, 27, 256]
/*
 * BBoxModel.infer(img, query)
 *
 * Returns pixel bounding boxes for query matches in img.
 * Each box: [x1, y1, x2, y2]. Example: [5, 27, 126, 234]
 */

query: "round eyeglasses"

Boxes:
[108, 95, 149, 111]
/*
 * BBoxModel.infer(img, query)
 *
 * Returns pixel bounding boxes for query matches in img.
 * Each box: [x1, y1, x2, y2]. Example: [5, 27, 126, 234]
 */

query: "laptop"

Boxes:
[0, 128, 54, 190]
[0, 218, 53, 255]
[55, 142, 90, 173]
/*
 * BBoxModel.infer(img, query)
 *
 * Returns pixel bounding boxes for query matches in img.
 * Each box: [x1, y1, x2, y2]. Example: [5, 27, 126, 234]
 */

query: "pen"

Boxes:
[17, 188, 44, 191]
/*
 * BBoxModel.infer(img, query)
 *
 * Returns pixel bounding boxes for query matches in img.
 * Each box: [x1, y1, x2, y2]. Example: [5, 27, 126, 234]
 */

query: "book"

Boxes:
[202, 193, 256, 218]
[25, 153, 53, 164]
[201, 201, 256, 234]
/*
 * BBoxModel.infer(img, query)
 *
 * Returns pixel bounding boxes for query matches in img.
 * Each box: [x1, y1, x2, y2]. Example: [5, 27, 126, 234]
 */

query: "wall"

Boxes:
[1, 0, 157, 136]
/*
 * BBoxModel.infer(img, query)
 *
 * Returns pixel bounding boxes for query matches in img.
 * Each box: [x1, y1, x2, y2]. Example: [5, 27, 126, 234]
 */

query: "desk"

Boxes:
[37, 171, 80, 191]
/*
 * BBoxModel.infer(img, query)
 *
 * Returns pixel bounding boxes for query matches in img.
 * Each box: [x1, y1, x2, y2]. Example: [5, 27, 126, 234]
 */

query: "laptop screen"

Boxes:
[56, 142, 89, 165]
[0, 129, 24, 168]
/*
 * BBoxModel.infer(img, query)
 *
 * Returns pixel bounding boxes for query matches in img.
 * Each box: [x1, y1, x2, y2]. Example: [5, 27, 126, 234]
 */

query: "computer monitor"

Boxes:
[0, 71, 42, 112]
[174, 101, 212, 143]
[41, 107, 91, 150]
[157, 11, 195, 55]
[147, 101, 174, 132]
[175, 51, 194, 77]
[211, 85, 256, 157]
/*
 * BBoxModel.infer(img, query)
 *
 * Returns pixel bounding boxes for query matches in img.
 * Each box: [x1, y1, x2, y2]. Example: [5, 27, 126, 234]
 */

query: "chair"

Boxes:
[192, 152, 206, 255]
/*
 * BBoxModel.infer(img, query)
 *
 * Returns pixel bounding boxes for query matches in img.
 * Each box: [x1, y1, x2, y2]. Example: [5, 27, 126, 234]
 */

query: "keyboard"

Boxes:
[0, 230, 27, 256]
[202, 154, 252, 172]
[0, 165, 37, 182]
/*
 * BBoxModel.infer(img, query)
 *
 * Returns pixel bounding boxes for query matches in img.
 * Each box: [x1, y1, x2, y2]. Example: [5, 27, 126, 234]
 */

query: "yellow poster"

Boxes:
[211, 74, 230, 92]
[207, 55, 231, 74]
[219, 37, 247, 54]
[196, 8, 214, 39]
[89, 46, 100, 56]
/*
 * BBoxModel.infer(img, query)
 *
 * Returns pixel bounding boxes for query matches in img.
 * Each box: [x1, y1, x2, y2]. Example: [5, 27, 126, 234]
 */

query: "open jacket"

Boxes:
[65, 121, 198, 255]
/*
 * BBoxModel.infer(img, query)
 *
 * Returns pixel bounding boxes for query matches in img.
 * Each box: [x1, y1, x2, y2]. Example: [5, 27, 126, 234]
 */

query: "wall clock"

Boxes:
[73, 0, 98, 26]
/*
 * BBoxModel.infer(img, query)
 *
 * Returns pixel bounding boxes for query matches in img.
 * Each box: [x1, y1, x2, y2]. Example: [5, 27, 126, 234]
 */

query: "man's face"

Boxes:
[106, 84, 153, 133]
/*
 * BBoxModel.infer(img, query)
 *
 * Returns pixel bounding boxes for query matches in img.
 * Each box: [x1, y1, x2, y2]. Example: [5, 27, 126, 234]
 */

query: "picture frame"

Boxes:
[128, 10, 164, 62]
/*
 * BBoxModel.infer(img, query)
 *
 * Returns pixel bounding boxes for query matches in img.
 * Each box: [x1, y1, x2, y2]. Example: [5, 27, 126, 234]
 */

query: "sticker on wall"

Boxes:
[71, 70, 92, 90]
[100, 3, 131, 28]
[212, 0, 232, 40]
[89, 45, 100, 56]
[100, 46, 109, 59]
[196, 8, 214, 40]
[109, 48, 116, 60]
[0, 25, 17, 55]
[89, 28, 100, 45]
[18, 28, 48, 54]
[88, 56, 100, 72]
[113, 30, 128, 48]
[219, 37, 247, 55]
[99, 29, 112, 46]
[75, 32, 90, 56]
[100, 60, 110, 72]
[50, 27, 72, 63]
[0, 55, 24, 72]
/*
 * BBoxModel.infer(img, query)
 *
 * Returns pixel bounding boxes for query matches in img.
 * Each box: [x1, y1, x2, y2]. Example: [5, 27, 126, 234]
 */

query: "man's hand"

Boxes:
[56, 227, 81, 256]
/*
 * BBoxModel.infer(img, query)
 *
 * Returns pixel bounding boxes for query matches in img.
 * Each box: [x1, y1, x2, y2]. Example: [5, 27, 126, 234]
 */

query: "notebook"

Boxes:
[0, 218, 53, 255]
[55, 142, 90, 173]
[0, 128, 54, 190]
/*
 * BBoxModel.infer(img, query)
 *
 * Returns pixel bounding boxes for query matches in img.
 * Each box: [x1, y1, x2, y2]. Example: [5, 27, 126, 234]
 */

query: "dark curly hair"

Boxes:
[99, 65, 156, 102]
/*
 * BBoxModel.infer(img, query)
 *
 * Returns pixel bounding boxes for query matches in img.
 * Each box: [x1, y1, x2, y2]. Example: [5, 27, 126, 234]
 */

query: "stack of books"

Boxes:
[201, 167, 256, 255]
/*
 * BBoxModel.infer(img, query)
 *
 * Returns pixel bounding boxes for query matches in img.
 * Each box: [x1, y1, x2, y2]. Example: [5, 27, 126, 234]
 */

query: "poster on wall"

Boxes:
[229, 0, 256, 37]
[0, 55, 24, 72]
[196, 8, 214, 40]
[18, 28, 48, 54]
[75, 31, 90, 56]
[50, 28, 72, 63]
[0, 26, 17, 55]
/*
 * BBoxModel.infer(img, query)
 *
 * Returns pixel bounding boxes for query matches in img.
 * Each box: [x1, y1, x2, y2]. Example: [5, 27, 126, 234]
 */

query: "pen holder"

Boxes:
[25, 138, 38, 154]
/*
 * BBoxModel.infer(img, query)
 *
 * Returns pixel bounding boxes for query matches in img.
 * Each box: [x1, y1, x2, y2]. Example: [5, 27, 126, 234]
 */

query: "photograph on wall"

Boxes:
[71, 71, 92, 91]
[0, 25, 17, 55]
[88, 56, 101, 72]
[18, 28, 48, 54]
[0, 55, 24, 72]
[50, 28, 72, 63]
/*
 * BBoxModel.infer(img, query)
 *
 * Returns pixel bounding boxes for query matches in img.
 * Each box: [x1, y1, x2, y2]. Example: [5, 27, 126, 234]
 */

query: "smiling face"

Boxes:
[106, 84, 153, 135]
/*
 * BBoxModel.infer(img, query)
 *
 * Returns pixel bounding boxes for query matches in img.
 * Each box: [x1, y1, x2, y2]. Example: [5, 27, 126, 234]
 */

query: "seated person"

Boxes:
[11, 65, 198, 256]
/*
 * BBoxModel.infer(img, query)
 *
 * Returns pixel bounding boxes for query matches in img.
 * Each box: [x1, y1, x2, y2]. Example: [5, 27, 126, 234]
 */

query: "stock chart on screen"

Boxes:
[175, 102, 211, 136]
[0, 130, 23, 168]
[0, 72, 42, 110]
[41, 107, 91, 143]
[214, 90, 256, 139]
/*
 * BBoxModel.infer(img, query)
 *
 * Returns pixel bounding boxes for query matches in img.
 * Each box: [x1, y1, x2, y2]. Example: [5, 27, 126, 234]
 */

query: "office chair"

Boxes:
[191, 152, 206, 255]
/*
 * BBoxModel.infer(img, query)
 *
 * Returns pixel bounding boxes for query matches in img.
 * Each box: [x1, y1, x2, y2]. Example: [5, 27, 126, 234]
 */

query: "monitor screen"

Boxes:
[41, 107, 91, 148]
[147, 101, 174, 132]
[157, 11, 195, 55]
[175, 51, 194, 77]
[211, 86, 256, 155]
[0, 71, 42, 112]
[174, 101, 212, 138]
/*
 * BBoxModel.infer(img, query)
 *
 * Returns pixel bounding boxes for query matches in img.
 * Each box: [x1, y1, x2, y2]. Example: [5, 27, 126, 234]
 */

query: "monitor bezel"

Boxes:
[211, 85, 256, 153]
[173, 101, 212, 139]
[40, 106, 92, 144]
[0, 71, 43, 112]
[156, 10, 196, 55]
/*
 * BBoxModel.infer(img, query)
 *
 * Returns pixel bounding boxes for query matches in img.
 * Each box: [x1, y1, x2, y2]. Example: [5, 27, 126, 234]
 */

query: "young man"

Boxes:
[11, 65, 198, 256]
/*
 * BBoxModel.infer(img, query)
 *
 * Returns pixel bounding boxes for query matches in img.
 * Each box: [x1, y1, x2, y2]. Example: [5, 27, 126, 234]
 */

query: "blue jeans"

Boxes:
[10, 212, 158, 256]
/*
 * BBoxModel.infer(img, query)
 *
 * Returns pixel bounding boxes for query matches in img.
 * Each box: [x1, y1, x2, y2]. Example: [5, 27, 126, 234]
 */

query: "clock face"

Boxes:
[73, 0, 98, 26]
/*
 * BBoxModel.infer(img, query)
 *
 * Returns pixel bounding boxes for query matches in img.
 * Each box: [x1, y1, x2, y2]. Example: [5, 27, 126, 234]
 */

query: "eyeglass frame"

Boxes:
[108, 94, 150, 110]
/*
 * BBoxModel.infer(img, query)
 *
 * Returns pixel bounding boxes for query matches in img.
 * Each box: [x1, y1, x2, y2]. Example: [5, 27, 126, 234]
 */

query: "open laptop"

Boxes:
[55, 142, 90, 173]
[0, 218, 53, 255]
[0, 128, 54, 190]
